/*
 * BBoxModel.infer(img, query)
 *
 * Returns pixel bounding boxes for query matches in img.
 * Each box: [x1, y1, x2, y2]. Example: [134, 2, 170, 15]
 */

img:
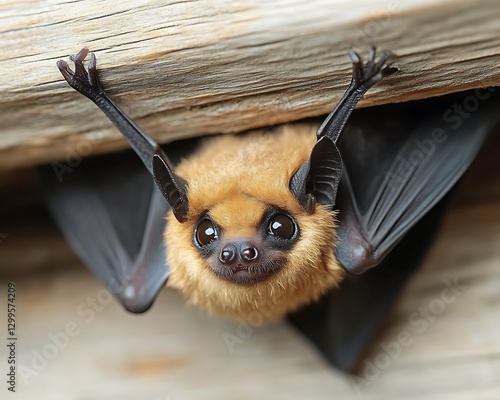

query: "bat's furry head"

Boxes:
[165, 125, 344, 322]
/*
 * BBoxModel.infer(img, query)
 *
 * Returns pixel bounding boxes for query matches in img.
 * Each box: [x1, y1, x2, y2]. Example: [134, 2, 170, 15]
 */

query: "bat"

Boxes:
[45, 47, 499, 371]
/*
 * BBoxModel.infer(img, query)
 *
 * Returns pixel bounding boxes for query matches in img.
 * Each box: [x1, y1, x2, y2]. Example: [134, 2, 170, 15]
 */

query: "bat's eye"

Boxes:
[195, 218, 219, 247]
[268, 213, 296, 239]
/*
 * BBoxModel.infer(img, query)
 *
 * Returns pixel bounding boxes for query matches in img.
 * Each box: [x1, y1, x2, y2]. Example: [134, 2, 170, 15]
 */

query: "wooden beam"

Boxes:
[1, 0, 500, 169]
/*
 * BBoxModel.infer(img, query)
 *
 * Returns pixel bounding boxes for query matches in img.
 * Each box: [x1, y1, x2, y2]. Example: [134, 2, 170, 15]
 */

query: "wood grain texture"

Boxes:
[1, 0, 500, 170]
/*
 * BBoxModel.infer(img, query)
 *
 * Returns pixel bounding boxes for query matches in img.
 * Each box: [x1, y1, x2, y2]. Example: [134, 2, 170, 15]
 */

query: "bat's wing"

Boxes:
[41, 153, 169, 313]
[289, 197, 446, 372]
[48, 48, 195, 312]
[291, 91, 500, 371]
[335, 93, 499, 273]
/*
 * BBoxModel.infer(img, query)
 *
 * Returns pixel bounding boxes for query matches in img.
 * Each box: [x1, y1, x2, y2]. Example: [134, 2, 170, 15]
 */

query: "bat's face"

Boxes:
[192, 198, 298, 285]
[165, 126, 344, 321]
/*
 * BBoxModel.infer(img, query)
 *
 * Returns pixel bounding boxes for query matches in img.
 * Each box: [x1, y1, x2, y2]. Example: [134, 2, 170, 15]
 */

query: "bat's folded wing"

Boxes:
[335, 97, 499, 273]
[41, 154, 169, 313]
[291, 92, 500, 371]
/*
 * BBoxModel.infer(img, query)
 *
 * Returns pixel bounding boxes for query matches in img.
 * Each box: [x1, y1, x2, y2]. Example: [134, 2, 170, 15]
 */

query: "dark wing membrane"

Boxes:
[335, 92, 500, 273]
[291, 90, 499, 371]
[41, 152, 169, 313]
[289, 198, 447, 371]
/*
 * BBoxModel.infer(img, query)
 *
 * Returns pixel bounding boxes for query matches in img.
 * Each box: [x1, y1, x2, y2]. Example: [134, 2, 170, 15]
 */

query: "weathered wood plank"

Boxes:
[1, 0, 500, 169]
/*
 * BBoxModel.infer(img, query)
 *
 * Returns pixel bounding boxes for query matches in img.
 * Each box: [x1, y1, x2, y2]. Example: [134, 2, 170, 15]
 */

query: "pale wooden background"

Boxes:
[1, 0, 500, 169]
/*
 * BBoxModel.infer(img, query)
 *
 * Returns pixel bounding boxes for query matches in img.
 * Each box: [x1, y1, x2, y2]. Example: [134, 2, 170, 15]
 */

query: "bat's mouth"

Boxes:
[210, 259, 285, 284]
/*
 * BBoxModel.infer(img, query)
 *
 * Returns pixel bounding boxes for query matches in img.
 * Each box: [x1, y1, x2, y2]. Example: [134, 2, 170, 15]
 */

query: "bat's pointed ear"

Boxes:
[152, 155, 189, 223]
[289, 137, 343, 213]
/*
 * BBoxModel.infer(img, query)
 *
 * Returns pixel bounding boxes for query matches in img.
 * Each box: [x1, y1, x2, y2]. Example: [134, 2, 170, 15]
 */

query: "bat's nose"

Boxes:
[219, 240, 260, 265]
[211, 238, 283, 284]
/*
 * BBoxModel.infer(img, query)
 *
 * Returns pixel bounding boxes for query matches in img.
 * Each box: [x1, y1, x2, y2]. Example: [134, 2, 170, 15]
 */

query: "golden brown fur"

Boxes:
[165, 124, 345, 322]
